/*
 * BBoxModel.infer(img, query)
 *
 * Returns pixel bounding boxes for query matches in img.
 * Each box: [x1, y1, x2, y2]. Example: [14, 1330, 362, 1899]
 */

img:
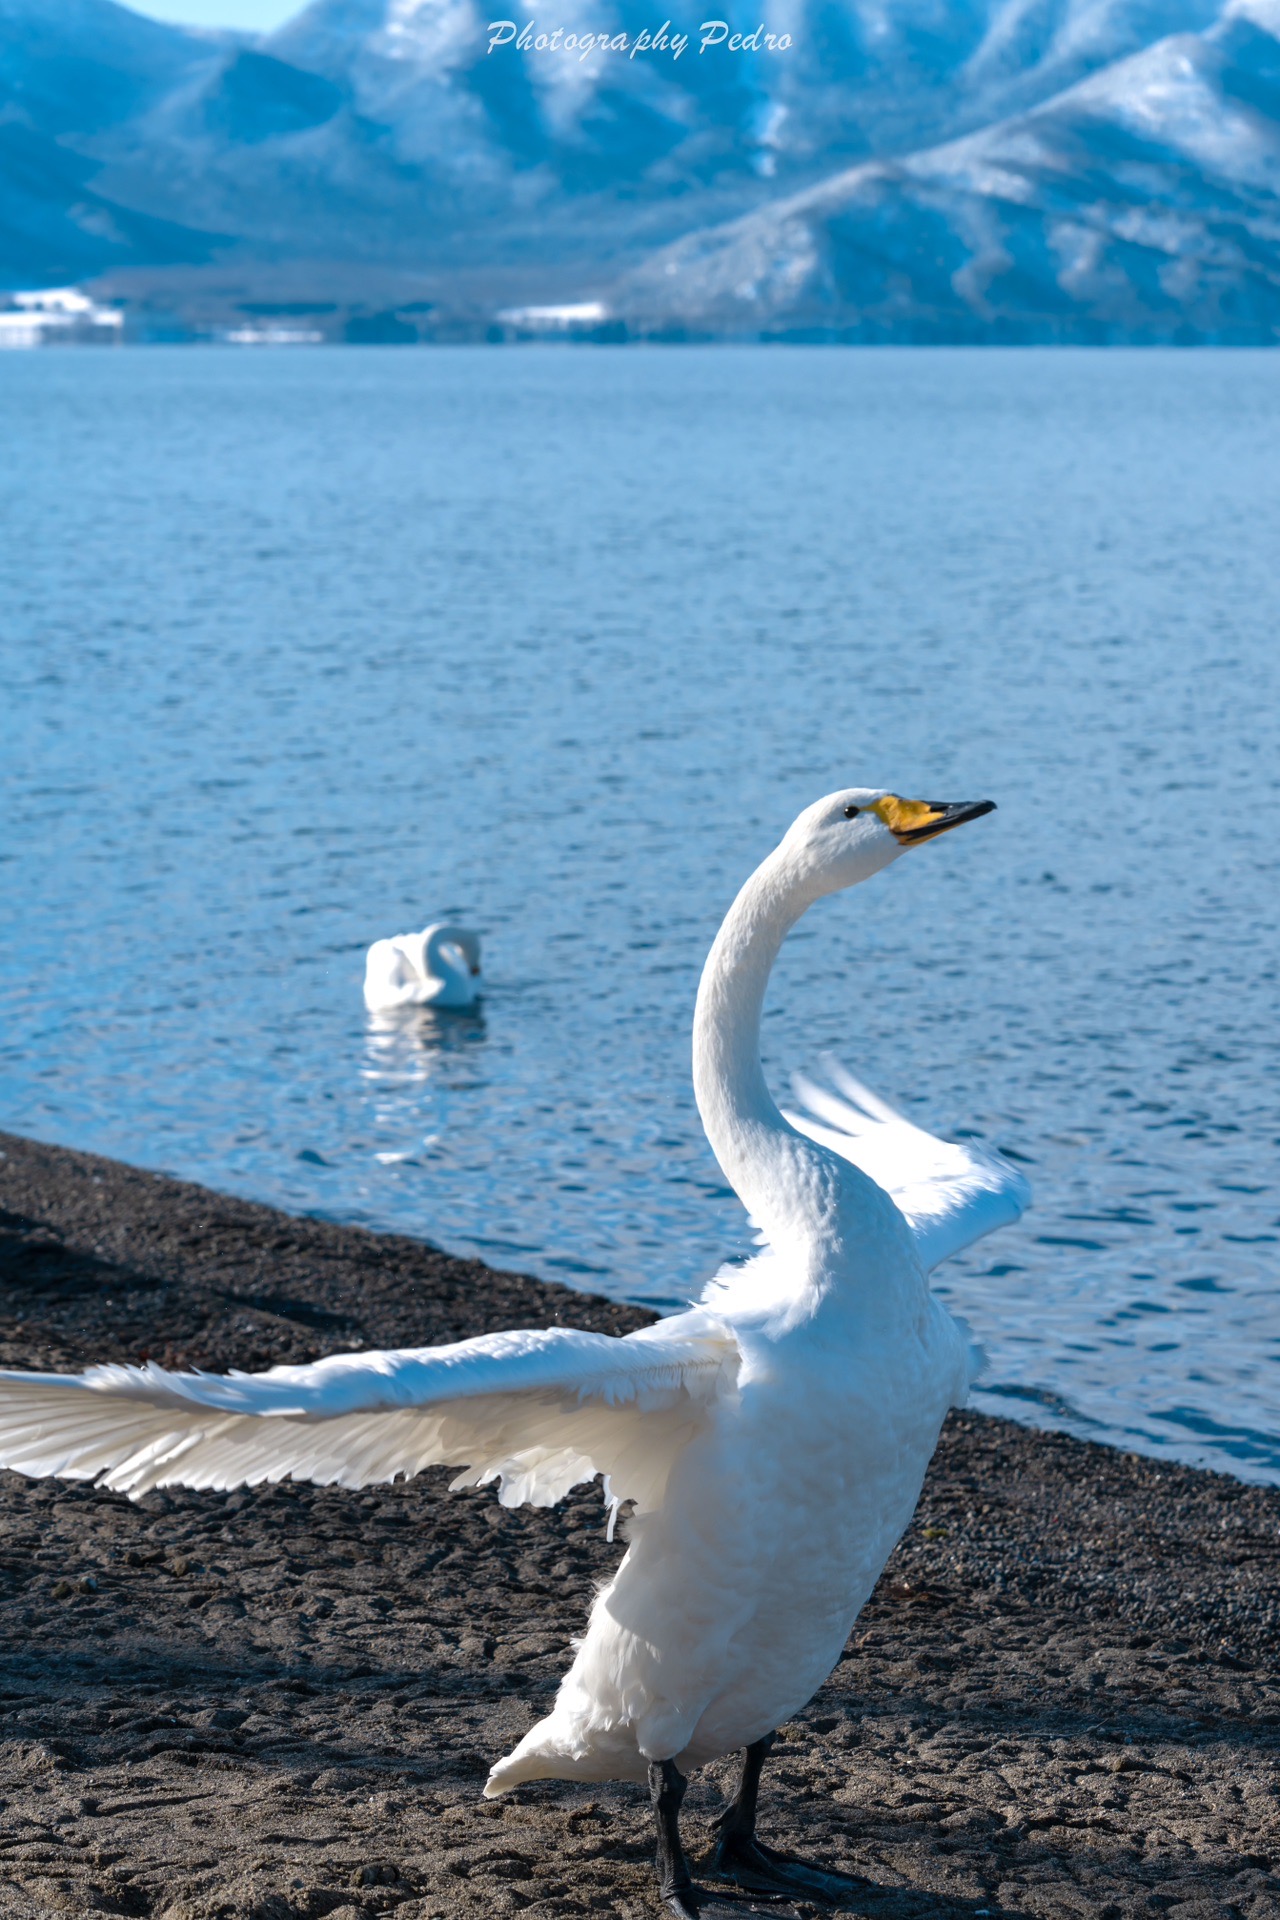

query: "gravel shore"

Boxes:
[1, 1129, 1278, 1920]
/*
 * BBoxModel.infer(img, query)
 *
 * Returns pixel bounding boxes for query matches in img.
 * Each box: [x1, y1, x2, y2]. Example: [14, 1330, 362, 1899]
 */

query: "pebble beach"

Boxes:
[1, 1128, 1278, 1920]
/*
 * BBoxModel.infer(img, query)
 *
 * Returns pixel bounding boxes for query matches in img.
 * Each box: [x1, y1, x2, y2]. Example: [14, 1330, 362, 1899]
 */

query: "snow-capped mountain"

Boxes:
[1, 0, 1278, 336]
[258, 0, 1232, 193]
[98, 0, 1232, 256]
[608, 0, 1280, 338]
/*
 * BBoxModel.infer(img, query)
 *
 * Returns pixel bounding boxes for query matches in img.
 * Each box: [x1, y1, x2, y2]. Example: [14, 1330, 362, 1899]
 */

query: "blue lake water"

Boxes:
[2, 346, 1278, 1483]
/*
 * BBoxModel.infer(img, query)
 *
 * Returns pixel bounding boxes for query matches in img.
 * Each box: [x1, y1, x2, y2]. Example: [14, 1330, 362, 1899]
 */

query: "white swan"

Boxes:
[0, 791, 1028, 1916]
[362, 922, 481, 1011]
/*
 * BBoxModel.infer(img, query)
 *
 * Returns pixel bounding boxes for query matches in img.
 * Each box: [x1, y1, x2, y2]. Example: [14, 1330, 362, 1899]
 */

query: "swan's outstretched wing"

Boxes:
[784, 1057, 1030, 1272]
[0, 1312, 738, 1509]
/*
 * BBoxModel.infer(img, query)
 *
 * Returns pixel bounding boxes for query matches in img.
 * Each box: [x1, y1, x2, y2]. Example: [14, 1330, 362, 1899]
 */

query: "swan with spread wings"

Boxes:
[0, 790, 1027, 1917]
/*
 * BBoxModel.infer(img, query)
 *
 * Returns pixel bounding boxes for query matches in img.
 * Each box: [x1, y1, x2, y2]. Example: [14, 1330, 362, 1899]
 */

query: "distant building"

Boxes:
[496, 302, 610, 331]
[0, 288, 125, 349]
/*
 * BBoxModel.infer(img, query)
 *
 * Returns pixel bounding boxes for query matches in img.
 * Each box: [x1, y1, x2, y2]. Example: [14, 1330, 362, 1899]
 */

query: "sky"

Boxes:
[123, 0, 302, 28]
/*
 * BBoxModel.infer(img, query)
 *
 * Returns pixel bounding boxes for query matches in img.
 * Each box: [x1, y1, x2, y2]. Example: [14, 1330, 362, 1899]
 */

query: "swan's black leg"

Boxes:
[716, 1731, 775, 1846]
[710, 1732, 865, 1906]
[650, 1760, 788, 1917]
[651, 1760, 702, 1917]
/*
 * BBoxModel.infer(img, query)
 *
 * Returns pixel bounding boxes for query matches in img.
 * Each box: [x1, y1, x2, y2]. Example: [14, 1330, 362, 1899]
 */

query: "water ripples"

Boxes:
[1, 345, 1278, 1480]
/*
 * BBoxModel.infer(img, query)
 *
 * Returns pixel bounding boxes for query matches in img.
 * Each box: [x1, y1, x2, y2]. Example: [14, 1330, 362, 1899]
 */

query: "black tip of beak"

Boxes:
[896, 799, 997, 844]
[954, 799, 997, 825]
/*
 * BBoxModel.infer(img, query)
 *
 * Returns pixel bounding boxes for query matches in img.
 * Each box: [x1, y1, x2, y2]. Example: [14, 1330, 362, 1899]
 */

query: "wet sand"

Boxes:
[1, 1128, 1278, 1920]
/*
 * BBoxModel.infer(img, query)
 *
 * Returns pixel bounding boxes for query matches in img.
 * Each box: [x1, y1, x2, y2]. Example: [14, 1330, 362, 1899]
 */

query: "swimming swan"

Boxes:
[363, 923, 481, 1011]
[0, 791, 1028, 1916]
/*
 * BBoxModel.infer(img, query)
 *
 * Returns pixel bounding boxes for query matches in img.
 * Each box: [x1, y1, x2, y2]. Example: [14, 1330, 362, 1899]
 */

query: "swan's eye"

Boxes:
[843, 805, 860, 819]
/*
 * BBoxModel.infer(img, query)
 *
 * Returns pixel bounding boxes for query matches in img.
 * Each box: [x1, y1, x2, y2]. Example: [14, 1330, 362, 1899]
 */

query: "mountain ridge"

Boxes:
[603, 0, 1280, 339]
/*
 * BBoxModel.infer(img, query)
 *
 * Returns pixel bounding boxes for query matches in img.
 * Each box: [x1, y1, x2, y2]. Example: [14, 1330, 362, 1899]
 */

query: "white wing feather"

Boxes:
[0, 1312, 738, 1508]
[784, 1057, 1031, 1272]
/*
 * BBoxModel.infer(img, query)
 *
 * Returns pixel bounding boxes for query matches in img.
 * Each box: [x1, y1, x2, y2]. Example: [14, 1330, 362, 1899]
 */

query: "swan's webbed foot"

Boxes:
[706, 1733, 863, 1909]
[709, 1832, 864, 1905]
[661, 1877, 797, 1917]
[660, 1884, 770, 1919]
[650, 1760, 796, 1918]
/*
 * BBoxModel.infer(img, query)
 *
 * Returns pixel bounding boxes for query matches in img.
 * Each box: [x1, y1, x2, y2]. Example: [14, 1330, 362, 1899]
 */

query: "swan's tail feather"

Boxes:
[485, 1712, 649, 1794]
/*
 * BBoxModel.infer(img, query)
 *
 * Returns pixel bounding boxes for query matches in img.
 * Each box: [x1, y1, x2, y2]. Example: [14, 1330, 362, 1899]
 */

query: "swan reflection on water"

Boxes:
[361, 1000, 489, 1165]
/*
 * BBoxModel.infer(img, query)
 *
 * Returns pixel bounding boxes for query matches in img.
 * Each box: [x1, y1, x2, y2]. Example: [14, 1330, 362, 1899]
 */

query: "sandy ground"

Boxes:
[1, 1128, 1278, 1920]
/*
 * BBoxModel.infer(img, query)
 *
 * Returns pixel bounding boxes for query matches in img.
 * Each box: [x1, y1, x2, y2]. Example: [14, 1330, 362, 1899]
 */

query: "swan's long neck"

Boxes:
[693, 848, 837, 1247]
[424, 924, 473, 981]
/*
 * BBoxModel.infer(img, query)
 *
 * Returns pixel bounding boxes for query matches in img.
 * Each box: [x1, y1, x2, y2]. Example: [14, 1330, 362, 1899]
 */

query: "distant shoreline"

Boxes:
[6, 327, 1280, 349]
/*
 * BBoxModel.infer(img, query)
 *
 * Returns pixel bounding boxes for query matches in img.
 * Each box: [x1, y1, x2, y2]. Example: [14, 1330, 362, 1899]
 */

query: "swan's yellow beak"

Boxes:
[871, 796, 996, 845]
